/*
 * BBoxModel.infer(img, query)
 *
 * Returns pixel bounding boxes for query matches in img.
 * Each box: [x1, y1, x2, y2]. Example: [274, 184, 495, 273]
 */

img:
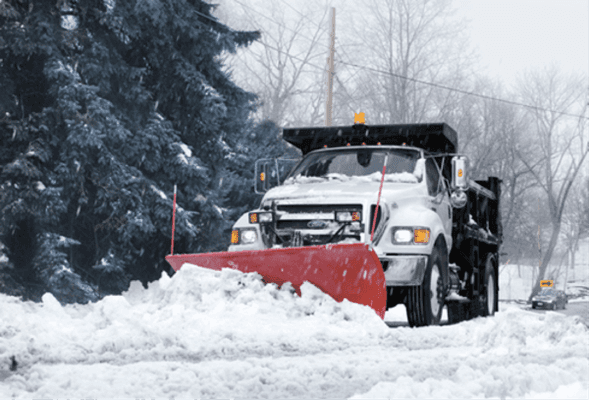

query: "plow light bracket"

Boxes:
[335, 211, 362, 222]
[249, 211, 273, 224]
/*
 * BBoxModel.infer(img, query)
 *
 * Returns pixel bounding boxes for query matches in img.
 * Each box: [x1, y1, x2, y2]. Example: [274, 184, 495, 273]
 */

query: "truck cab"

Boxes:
[230, 144, 451, 277]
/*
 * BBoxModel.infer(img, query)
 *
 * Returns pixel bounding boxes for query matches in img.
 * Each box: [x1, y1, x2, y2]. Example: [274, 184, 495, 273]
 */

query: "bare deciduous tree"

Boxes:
[443, 78, 541, 270]
[515, 68, 589, 300]
[558, 177, 589, 286]
[219, 0, 331, 126]
[336, 0, 473, 124]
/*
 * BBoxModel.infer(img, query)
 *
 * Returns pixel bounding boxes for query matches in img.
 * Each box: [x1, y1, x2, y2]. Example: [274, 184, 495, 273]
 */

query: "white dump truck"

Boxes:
[168, 120, 502, 327]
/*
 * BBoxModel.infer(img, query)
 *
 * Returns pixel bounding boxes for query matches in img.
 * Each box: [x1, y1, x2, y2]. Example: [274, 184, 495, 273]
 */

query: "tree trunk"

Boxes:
[564, 249, 570, 292]
[529, 221, 561, 301]
[571, 249, 575, 281]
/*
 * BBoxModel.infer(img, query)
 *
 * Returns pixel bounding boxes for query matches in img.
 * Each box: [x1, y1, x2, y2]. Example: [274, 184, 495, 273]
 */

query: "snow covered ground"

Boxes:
[0, 263, 588, 399]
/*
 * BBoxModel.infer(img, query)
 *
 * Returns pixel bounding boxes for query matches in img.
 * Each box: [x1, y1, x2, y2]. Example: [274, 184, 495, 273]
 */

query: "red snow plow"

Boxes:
[166, 150, 387, 319]
[165, 243, 387, 318]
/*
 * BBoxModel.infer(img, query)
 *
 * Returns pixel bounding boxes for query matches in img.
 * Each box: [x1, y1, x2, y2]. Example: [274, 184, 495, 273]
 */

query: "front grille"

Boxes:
[276, 204, 362, 214]
[274, 204, 363, 245]
[276, 204, 362, 230]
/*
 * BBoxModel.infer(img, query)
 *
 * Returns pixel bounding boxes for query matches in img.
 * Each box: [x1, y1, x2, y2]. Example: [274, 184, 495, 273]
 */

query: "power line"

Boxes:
[218, 2, 589, 121]
[334, 42, 364, 86]
[253, 40, 329, 74]
[336, 58, 589, 120]
[231, 0, 331, 54]
[273, 1, 589, 121]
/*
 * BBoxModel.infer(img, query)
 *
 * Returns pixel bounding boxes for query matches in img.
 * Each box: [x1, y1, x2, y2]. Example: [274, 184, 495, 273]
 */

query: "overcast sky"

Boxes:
[454, 0, 589, 86]
[217, 0, 589, 94]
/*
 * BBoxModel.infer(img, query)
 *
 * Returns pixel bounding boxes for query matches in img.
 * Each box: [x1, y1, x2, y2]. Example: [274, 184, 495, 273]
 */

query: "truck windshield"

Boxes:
[285, 148, 422, 183]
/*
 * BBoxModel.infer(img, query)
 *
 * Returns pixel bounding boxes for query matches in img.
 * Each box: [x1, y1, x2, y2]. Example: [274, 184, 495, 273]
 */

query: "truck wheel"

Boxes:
[406, 246, 445, 327]
[483, 255, 498, 317]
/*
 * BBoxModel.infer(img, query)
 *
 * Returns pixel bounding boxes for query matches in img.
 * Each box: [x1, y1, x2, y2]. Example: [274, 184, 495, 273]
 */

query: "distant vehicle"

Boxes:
[531, 288, 568, 310]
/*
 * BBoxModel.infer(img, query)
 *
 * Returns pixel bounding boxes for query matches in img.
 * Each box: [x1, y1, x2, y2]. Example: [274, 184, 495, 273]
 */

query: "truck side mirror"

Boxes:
[254, 158, 300, 194]
[451, 156, 468, 190]
[450, 156, 468, 209]
[255, 159, 278, 194]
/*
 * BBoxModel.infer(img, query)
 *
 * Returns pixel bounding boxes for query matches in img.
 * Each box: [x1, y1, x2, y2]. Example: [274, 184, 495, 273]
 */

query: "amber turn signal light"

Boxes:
[414, 229, 430, 244]
[231, 230, 239, 244]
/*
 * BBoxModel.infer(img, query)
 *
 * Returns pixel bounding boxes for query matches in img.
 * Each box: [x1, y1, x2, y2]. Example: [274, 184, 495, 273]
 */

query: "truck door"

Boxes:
[425, 158, 452, 247]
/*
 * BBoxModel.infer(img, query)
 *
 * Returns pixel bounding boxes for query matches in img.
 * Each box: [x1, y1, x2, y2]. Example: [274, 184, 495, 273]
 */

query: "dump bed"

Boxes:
[283, 123, 457, 155]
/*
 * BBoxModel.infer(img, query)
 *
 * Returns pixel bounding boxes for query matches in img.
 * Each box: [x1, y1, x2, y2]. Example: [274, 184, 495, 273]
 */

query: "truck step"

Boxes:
[445, 292, 471, 303]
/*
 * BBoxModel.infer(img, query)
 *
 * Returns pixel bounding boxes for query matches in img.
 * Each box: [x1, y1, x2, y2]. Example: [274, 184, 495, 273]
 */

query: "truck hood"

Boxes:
[263, 177, 422, 204]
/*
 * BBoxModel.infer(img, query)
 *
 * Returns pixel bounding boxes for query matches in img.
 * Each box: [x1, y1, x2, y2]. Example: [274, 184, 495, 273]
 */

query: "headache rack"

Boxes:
[282, 123, 457, 155]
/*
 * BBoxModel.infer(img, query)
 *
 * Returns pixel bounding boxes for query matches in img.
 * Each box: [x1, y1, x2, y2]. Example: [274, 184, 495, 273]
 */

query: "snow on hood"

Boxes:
[284, 171, 418, 185]
[270, 172, 419, 201]
[0, 264, 587, 398]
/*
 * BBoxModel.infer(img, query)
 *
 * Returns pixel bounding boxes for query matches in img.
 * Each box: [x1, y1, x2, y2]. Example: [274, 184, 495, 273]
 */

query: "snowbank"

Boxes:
[0, 264, 587, 398]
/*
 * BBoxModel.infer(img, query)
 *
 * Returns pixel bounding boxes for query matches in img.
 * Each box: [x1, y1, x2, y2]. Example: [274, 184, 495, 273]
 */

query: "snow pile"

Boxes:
[0, 264, 587, 398]
[353, 306, 588, 399]
[0, 265, 386, 398]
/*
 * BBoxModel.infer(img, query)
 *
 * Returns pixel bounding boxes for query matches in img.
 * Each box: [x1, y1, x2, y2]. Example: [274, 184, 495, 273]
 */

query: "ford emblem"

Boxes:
[308, 220, 328, 229]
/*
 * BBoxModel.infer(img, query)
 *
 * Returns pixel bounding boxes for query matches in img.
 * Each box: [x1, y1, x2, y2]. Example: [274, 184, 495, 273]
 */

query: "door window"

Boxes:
[426, 158, 442, 196]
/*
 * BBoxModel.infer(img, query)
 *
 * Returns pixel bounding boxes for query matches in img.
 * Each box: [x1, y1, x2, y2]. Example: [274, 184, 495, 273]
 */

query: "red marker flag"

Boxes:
[171, 184, 177, 255]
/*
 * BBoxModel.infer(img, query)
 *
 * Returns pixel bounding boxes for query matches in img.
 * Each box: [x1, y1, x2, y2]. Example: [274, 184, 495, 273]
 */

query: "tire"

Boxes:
[406, 246, 446, 327]
[482, 255, 498, 317]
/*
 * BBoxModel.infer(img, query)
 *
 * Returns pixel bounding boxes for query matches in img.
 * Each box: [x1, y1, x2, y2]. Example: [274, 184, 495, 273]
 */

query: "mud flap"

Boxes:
[165, 243, 387, 319]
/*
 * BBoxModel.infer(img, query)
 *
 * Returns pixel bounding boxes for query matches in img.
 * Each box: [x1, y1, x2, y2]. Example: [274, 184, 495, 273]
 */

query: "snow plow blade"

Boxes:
[165, 243, 387, 319]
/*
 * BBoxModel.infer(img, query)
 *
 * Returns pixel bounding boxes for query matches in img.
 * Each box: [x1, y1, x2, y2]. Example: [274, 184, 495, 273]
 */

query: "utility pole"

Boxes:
[325, 7, 335, 126]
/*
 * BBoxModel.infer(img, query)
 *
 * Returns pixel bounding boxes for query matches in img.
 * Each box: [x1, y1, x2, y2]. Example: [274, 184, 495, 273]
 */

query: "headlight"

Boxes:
[392, 227, 430, 245]
[231, 228, 258, 244]
[393, 228, 413, 243]
[335, 211, 362, 222]
[249, 211, 273, 224]
[241, 229, 258, 244]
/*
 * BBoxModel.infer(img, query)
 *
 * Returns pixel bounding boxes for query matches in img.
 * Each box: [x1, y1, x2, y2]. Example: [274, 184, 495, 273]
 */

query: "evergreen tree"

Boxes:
[221, 119, 300, 233]
[0, 0, 259, 302]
